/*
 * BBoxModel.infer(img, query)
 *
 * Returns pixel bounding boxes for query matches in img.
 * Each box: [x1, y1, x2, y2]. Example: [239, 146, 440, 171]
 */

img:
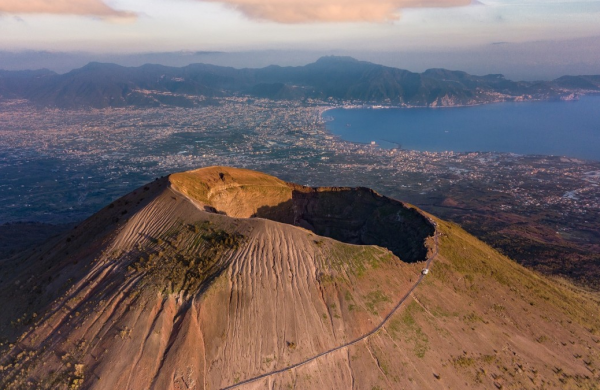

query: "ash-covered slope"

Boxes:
[0, 167, 598, 390]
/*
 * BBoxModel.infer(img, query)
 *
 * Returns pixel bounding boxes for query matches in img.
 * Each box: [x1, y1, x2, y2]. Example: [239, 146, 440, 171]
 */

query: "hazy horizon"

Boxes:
[2, 34, 600, 81]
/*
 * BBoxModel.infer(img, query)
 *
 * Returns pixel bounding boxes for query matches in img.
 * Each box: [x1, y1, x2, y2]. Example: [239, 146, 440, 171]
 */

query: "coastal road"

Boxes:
[222, 221, 440, 390]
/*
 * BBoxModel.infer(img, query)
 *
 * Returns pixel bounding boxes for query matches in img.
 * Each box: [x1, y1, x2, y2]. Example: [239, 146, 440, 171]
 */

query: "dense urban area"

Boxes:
[1, 98, 599, 288]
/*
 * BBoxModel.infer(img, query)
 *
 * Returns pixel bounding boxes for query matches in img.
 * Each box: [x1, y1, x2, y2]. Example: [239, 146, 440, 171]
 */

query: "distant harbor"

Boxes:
[325, 95, 600, 161]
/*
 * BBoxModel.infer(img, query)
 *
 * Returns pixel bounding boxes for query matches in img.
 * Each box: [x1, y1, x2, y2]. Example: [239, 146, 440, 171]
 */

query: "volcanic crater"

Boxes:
[170, 166, 435, 263]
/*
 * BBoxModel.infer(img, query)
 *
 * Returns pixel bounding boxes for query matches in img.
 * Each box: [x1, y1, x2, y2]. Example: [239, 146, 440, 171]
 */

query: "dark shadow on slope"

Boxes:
[253, 186, 434, 263]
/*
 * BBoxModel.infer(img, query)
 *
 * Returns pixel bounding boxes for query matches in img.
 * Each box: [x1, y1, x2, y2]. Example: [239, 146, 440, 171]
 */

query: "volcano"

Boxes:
[0, 167, 598, 389]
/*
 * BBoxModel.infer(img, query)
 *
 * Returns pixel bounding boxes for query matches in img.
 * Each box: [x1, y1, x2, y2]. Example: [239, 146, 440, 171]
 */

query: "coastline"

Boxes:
[320, 94, 600, 161]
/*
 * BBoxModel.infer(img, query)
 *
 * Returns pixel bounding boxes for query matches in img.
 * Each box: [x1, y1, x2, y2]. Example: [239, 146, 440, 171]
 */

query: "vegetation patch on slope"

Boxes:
[128, 220, 244, 296]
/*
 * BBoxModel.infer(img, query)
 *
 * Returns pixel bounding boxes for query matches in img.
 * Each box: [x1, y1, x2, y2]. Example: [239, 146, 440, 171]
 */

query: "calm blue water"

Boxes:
[325, 95, 600, 161]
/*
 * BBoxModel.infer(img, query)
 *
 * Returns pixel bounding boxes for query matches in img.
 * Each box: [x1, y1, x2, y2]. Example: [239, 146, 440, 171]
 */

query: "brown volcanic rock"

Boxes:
[0, 167, 598, 390]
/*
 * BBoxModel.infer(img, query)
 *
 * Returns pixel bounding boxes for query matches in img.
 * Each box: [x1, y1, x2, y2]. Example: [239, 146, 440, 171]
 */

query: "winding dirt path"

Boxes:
[222, 221, 440, 390]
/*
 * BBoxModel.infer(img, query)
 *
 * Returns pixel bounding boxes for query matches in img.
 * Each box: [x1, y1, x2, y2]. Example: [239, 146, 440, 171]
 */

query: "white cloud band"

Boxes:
[201, 0, 472, 23]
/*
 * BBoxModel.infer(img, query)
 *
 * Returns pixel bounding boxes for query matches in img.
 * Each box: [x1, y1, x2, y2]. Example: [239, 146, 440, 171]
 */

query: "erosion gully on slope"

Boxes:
[221, 220, 439, 390]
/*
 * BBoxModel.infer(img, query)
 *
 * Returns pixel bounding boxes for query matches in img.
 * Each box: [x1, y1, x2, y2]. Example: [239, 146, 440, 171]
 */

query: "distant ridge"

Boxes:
[1, 56, 599, 108]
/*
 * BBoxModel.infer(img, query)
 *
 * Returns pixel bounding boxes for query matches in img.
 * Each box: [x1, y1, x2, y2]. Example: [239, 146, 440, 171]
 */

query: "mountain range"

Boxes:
[1, 56, 599, 108]
[1, 167, 598, 389]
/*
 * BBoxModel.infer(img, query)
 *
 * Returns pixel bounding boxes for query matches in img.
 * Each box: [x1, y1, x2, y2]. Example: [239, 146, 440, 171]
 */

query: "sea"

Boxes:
[324, 95, 600, 161]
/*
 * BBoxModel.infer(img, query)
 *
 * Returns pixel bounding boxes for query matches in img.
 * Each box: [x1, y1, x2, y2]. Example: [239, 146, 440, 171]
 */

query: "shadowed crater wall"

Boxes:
[254, 185, 435, 263]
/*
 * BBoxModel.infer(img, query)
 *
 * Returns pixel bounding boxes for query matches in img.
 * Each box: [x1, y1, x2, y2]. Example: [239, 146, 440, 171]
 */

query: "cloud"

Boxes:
[0, 0, 135, 19]
[200, 0, 472, 23]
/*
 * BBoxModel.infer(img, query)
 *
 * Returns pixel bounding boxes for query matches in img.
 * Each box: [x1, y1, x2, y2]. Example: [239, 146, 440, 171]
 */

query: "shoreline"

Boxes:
[319, 95, 600, 161]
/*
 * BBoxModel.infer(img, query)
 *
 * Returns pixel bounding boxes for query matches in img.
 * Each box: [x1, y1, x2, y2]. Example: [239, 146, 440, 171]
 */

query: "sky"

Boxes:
[0, 0, 599, 78]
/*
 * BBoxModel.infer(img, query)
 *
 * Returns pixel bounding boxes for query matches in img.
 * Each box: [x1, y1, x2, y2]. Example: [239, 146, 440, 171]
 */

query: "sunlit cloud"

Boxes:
[0, 0, 136, 20]
[199, 0, 472, 23]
